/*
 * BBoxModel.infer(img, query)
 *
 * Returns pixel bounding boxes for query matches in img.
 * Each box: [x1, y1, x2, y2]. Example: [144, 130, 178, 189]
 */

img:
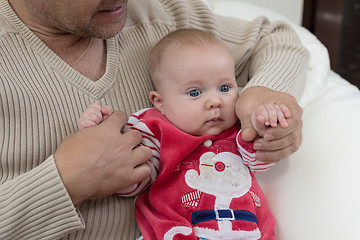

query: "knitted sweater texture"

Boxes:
[0, 0, 308, 239]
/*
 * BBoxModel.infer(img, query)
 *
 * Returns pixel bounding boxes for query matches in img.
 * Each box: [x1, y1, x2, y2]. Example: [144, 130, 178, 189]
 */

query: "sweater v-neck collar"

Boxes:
[1, 0, 118, 100]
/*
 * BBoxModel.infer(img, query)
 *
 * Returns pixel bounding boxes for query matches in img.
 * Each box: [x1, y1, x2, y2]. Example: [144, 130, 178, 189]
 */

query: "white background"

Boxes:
[208, 0, 304, 25]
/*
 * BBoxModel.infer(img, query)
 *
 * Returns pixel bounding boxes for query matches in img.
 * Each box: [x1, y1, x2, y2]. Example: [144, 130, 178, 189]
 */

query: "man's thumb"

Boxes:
[101, 110, 127, 131]
[240, 118, 257, 141]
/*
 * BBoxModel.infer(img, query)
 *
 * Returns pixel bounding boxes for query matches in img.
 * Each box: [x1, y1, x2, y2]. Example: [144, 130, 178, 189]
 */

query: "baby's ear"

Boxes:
[149, 91, 164, 113]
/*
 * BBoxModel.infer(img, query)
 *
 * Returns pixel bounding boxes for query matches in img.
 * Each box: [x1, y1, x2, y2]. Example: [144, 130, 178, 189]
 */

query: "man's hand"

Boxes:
[236, 86, 303, 163]
[54, 111, 152, 206]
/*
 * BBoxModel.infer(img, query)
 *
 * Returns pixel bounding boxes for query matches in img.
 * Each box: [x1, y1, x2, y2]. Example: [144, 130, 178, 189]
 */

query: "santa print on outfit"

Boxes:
[124, 108, 276, 240]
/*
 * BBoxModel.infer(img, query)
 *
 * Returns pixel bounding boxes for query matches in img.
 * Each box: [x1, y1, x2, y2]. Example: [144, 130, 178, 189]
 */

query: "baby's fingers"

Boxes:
[79, 118, 100, 129]
[78, 103, 104, 129]
[279, 104, 292, 118]
[101, 105, 113, 121]
[264, 104, 279, 127]
[275, 105, 288, 128]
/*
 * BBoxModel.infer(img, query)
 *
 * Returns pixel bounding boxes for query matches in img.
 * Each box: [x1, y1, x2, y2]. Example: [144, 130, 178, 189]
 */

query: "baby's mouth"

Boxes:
[206, 118, 223, 125]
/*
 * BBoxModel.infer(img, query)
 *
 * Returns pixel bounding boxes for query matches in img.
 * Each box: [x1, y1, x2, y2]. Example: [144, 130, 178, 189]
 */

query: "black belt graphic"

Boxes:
[192, 209, 258, 225]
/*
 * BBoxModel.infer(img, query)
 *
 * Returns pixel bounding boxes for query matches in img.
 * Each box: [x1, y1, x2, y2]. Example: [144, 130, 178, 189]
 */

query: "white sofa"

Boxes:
[206, 1, 360, 239]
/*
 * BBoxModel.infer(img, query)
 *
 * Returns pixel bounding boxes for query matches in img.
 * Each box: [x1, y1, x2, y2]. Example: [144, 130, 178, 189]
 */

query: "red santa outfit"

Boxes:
[120, 108, 276, 240]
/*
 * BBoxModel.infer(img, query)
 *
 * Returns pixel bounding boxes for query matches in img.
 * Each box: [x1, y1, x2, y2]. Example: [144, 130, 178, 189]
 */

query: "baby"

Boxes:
[79, 29, 290, 240]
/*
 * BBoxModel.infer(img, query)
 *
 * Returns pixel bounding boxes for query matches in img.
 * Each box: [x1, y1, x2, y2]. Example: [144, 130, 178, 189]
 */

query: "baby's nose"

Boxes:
[206, 95, 223, 109]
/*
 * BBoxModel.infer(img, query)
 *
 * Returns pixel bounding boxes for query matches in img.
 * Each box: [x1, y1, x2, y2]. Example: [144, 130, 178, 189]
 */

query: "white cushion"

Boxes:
[206, 0, 330, 107]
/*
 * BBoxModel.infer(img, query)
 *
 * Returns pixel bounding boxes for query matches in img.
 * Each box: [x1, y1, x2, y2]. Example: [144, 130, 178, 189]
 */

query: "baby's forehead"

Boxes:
[158, 41, 228, 66]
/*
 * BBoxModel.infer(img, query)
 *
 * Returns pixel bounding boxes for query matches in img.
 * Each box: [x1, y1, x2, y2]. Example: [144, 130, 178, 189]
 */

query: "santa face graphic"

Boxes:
[177, 151, 261, 240]
[185, 151, 252, 198]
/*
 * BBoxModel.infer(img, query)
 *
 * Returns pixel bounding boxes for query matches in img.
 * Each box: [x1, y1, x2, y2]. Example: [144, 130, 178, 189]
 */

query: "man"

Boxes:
[0, 0, 307, 239]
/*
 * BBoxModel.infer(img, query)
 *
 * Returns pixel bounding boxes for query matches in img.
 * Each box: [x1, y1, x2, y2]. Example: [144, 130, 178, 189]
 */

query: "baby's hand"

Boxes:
[78, 103, 113, 130]
[251, 104, 291, 137]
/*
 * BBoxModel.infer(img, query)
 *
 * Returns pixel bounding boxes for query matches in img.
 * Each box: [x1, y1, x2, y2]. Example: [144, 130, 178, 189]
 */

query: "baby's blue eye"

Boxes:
[188, 89, 201, 97]
[220, 85, 230, 92]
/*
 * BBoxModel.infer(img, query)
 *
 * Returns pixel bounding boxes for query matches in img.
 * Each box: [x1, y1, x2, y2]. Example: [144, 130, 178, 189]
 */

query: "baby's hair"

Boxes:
[149, 29, 226, 89]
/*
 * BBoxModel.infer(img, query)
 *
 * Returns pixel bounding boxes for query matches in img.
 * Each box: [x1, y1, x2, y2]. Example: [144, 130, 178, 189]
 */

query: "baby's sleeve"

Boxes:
[116, 109, 160, 197]
[236, 131, 274, 172]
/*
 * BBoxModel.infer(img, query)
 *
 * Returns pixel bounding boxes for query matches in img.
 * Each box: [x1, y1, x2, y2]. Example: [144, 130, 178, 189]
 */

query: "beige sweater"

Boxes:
[0, 0, 308, 239]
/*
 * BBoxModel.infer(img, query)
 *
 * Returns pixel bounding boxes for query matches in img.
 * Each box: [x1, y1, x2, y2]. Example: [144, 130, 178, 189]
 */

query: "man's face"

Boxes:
[22, 0, 128, 39]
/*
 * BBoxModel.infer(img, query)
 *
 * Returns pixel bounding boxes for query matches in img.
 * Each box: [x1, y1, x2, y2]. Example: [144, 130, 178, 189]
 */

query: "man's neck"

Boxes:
[8, 0, 107, 81]
[9, 0, 82, 50]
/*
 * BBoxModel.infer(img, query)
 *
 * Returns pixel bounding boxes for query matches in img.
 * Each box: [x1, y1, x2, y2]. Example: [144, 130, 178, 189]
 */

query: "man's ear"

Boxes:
[149, 91, 164, 113]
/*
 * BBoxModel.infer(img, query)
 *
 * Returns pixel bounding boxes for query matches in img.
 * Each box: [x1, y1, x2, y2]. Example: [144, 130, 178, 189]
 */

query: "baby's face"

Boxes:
[155, 44, 239, 136]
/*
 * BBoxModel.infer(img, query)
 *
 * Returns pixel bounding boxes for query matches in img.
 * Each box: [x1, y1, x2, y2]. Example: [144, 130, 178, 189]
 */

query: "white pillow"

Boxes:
[204, 0, 330, 107]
